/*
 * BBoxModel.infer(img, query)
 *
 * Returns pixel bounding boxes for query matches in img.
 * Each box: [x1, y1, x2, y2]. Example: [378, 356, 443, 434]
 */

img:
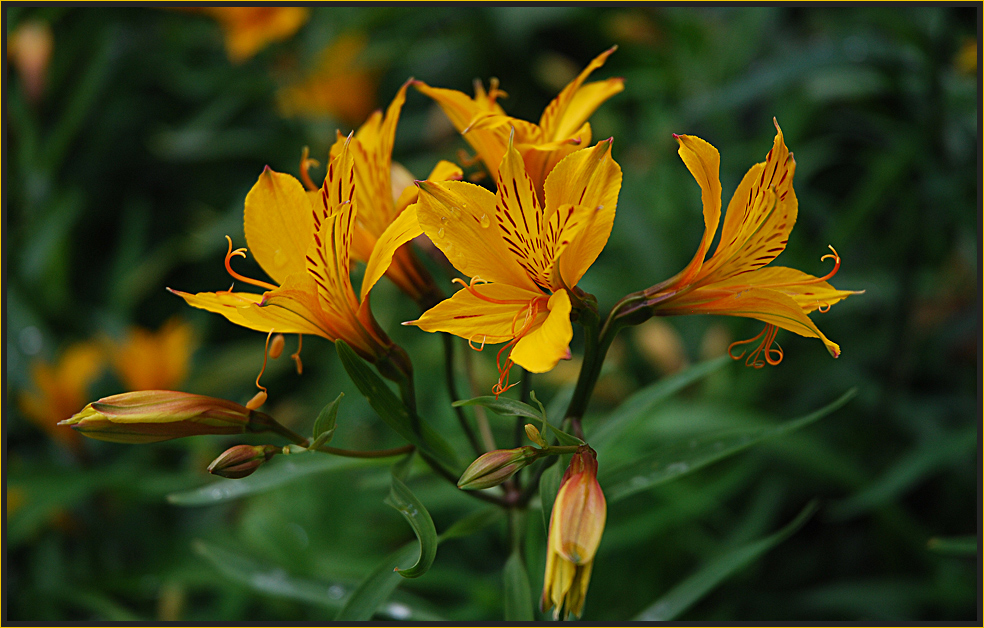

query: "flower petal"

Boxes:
[393, 159, 463, 216]
[545, 139, 623, 287]
[169, 286, 330, 338]
[416, 179, 540, 291]
[407, 282, 544, 345]
[702, 120, 797, 283]
[244, 168, 315, 284]
[712, 266, 861, 314]
[510, 289, 573, 373]
[538, 46, 621, 142]
[360, 204, 424, 302]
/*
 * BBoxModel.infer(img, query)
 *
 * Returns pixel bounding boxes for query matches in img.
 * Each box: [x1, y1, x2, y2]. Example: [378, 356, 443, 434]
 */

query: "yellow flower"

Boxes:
[60, 390, 275, 444]
[170, 137, 408, 363]
[643, 120, 861, 366]
[109, 317, 196, 391]
[541, 447, 606, 620]
[7, 20, 53, 103]
[193, 7, 309, 63]
[405, 133, 622, 393]
[18, 342, 105, 451]
[318, 82, 463, 305]
[276, 33, 379, 126]
[414, 47, 623, 199]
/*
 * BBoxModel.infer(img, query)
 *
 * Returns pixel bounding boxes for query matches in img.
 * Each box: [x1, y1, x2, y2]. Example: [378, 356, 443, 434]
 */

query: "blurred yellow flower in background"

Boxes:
[189, 6, 309, 63]
[18, 342, 105, 450]
[109, 317, 197, 391]
[7, 20, 53, 103]
[276, 33, 379, 126]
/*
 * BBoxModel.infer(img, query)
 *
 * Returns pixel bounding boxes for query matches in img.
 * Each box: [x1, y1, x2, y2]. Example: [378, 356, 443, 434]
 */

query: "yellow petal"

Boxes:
[545, 139, 623, 287]
[665, 133, 723, 291]
[538, 47, 621, 142]
[170, 286, 330, 338]
[253, 272, 340, 338]
[393, 159, 463, 215]
[244, 168, 315, 284]
[360, 204, 423, 302]
[510, 289, 573, 373]
[668, 285, 841, 358]
[713, 266, 861, 314]
[702, 120, 797, 283]
[416, 180, 540, 292]
[407, 282, 544, 344]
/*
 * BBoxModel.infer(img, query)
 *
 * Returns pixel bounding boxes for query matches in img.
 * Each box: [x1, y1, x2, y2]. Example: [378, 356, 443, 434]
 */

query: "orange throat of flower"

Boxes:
[453, 277, 549, 397]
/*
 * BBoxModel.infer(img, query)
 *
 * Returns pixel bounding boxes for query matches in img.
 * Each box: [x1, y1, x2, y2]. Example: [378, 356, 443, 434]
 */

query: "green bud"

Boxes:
[207, 444, 280, 479]
[457, 447, 539, 490]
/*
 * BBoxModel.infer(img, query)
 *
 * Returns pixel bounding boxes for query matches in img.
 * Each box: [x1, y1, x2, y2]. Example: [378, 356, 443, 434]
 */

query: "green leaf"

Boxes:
[336, 341, 459, 474]
[927, 536, 977, 556]
[601, 388, 857, 503]
[455, 396, 583, 446]
[592, 355, 731, 455]
[503, 551, 534, 621]
[633, 501, 819, 620]
[384, 476, 438, 579]
[194, 540, 349, 609]
[311, 392, 343, 447]
[538, 460, 563, 536]
[337, 508, 501, 620]
[167, 454, 387, 506]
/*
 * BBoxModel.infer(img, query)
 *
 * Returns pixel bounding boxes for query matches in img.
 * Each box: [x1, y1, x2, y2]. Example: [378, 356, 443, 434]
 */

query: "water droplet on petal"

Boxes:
[273, 249, 287, 267]
[480, 213, 490, 228]
[440, 216, 448, 223]
[438, 227, 445, 238]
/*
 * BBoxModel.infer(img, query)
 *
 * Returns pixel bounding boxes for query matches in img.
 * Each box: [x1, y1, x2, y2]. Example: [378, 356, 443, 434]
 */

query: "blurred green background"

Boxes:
[5, 6, 978, 621]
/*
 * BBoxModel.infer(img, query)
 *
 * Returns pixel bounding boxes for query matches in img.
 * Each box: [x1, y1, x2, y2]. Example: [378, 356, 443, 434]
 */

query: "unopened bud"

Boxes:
[207, 444, 279, 479]
[457, 447, 539, 490]
[525, 423, 547, 447]
[59, 390, 276, 444]
[269, 334, 285, 359]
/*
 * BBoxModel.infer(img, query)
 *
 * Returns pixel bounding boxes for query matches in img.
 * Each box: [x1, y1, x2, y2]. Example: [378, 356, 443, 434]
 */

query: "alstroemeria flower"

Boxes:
[171, 138, 413, 363]
[189, 7, 309, 63]
[315, 82, 463, 305]
[643, 121, 861, 366]
[405, 133, 622, 393]
[414, 47, 623, 201]
[108, 317, 196, 391]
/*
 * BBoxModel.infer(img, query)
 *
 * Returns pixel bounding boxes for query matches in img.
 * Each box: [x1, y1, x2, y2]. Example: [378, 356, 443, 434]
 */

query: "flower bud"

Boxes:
[207, 444, 279, 479]
[59, 390, 276, 444]
[457, 447, 539, 490]
[541, 447, 606, 620]
[524, 423, 547, 447]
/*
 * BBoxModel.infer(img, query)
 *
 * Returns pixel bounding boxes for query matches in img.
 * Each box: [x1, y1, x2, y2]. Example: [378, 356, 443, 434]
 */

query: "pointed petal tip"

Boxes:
[401, 320, 418, 326]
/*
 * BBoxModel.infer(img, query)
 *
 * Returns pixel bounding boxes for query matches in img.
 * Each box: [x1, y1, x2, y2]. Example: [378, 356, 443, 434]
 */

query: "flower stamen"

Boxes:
[291, 334, 304, 374]
[246, 329, 275, 409]
[299, 146, 321, 192]
[728, 324, 783, 369]
[223, 236, 278, 292]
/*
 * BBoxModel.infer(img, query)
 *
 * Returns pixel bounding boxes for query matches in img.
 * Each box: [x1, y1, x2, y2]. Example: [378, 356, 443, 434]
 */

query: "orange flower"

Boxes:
[18, 342, 104, 450]
[193, 7, 309, 63]
[415, 47, 623, 200]
[643, 121, 861, 366]
[109, 317, 196, 391]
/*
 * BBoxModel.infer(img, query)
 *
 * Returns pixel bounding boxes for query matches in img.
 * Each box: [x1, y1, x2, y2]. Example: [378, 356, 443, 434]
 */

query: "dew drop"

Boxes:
[273, 249, 287, 267]
[440, 216, 448, 223]
[438, 227, 445, 238]
[480, 213, 490, 228]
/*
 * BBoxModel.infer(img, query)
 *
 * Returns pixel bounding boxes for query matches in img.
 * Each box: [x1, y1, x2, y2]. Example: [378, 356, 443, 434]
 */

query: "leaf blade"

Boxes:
[503, 551, 534, 621]
[384, 476, 438, 579]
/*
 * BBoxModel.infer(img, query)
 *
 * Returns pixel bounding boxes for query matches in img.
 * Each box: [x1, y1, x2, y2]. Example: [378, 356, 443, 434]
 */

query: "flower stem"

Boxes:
[443, 333, 483, 456]
[315, 444, 415, 458]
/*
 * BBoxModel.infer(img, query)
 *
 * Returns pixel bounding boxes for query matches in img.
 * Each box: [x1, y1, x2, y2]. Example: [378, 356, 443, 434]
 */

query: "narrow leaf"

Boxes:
[538, 460, 563, 536]
[592, 355, 731, 454]
[602, 388, 857, 503]
[312, 392, 343, 443]
[384, 476, 438, 579]
[167, 454, 387, 506]
[927, 536, 977, 556]
[503, 551, 534, 621]
[336, 341, 459, 473]
[634, 501, 819, 620]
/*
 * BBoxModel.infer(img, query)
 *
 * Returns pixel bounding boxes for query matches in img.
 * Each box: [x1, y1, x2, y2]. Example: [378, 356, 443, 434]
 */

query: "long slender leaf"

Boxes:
[385, 476, 438, 579]
[503, 551, 534, 620]
[592, 356, 731, 455]
[926, 536, 977, 556]
[538, 460, 563, 536]
[336, 340, 459, 473]
[601, 388, 857, 503]
[633, 501, 819, 620]
[167, 454, 387, 506]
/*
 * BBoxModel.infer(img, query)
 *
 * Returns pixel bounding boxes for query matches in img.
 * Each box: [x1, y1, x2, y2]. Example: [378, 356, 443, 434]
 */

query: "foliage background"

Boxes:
[4, 6, 979, 621]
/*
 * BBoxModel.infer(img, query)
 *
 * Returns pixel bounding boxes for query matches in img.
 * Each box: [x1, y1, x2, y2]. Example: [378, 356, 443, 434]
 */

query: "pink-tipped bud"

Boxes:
[207, 444, 279, 479]
[541, 447, 607, 620]
[457, 447, 539, 490]
[59, 390, 276, 444]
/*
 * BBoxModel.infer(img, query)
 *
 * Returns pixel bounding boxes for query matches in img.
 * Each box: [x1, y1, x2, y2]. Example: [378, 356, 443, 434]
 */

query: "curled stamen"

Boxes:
[468, 334, 487, 351]
[452, 277, 532, 306]
[247, 330, 275, 409]
[224, 236, 278, 292]
[818, 302, 831, 314]
[299, 146, 321, 192]
[291, 334, 304, 375]
[728, 324, 784, 369]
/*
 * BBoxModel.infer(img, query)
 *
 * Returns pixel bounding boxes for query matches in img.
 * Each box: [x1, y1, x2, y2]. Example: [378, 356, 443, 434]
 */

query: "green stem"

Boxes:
[537, 445, 581, 456]
[443, 334, 483, 456]
[315, 444, 415, 459]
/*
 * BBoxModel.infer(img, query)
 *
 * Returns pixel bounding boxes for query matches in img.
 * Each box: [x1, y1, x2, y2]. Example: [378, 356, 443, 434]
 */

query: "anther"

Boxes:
[269, 334, 285, 359]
